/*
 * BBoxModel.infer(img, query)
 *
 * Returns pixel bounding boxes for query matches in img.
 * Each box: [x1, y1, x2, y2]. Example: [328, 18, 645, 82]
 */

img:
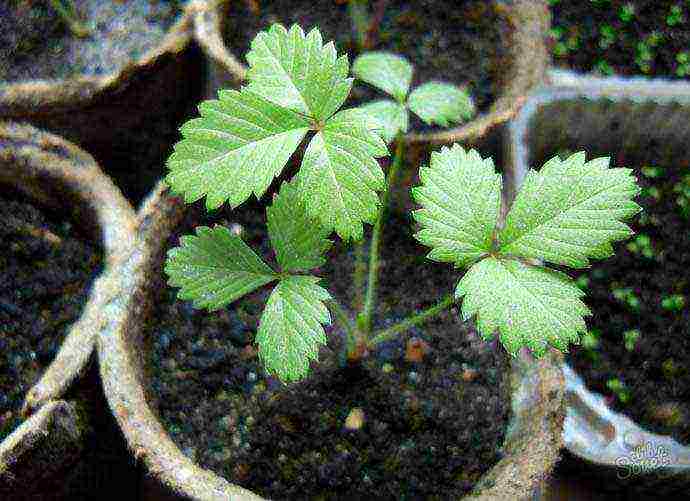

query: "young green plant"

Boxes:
[352, 51, 475, 142]
[164, 24, 641, 383]
[350, 50, 474, 333]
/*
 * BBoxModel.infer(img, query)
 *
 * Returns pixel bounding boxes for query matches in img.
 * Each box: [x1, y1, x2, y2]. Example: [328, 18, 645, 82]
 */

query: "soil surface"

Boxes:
[148, 182, 512, 498]
[561, 152, 690, 444]
[224, 0, 511, 130]
[550, 0, 690, 78]
[0, 0, 182, 82]
[0, 194, 102, 441]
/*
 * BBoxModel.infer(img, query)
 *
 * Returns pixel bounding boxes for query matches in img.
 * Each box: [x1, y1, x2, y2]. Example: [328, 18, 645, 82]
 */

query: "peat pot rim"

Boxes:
[506, 69, 690, 484]
[0, 0, 217, 118]
[0, 122, 136, 481]
[97, 180, 565, 501]
[193, 0, 550, 146]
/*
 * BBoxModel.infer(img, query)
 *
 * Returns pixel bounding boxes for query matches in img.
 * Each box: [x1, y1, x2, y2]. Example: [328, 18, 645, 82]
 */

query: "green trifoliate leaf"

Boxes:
[166, 89, 309, 210]
[412, 145, 502, 268]
[296, 108, 388, 241]
[360, 99, 409, 143]
[267, 181, 332, 273]
[407, 82, 475, 127]
[456, 256, 590, 356]
[256, 276, 332, 382]
[165, 226, 277, 311]
[352, 52, 413, 103]
[499, 152, 641, 268]
[246, 24, 353, 121]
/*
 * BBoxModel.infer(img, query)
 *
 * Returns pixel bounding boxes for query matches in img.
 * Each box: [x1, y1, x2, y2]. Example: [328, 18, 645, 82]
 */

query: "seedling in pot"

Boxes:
[661, 294, 685, 312]
[612, 286, 641, 311]
[580, 329, 601, 363]
[164, 24, 641, 383]
[607, 377, 631, 404]
[673, 173, 690, 218]
[626, 233, 655, 259]
[623, 329, 640, 352]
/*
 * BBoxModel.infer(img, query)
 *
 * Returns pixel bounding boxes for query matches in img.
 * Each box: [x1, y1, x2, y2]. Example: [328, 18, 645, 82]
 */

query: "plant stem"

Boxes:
[352, 241, 366, 312]
[368, 294, 456, 347]
[50, 0, 92, 38]
[348, 0, 370, 51]
[361, 133, 405, 335]
[328, 298, 360, 356]
[363, 0, 388, 49]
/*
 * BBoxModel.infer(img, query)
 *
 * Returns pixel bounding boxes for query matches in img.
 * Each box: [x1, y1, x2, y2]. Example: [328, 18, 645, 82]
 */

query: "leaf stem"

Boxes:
[361, 132, 405, 335]
[368, 294, 456, 347]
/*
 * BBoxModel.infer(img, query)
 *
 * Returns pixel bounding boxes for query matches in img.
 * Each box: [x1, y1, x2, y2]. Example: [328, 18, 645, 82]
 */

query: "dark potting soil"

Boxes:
[565, 157, 690, 444]
[550, 0, 690, 78]
[224, 0, 510, 129]
[0, 194, 102, 441]
[148, 190, 511, 498]
[0, 0, 182, 82]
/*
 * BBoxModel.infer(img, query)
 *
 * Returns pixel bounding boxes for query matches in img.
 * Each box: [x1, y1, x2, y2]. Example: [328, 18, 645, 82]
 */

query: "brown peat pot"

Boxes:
[0, 0, 219, 202]
[96, 175, 565, 500]
[0, 122, 136, 494]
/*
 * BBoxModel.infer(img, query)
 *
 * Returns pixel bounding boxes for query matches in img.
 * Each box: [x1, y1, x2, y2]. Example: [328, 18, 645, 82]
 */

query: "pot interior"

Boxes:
[142, 194, 514, 499]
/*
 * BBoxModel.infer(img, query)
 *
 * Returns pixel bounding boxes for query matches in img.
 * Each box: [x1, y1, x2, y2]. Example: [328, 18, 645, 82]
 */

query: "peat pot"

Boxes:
[0, 0, 217, 202]
[97, 177, 566, 500]
[0, 122, 136, 495]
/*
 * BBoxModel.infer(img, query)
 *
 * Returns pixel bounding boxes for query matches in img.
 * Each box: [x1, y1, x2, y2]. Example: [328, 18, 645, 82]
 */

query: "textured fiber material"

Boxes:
[0, 122, 137, 492]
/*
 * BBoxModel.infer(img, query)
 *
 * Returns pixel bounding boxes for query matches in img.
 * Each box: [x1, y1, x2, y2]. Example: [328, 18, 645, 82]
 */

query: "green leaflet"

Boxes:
[246, 24, 353, 121]
[407, 82, 475, 127]
[499, 152, 642, 268]
[165, 226, 277, 311]
[166, 223, 332, 383]
[296, 108, 388, 241]
[168, 25, 391, 240]
[456, 256, 590, 357]
[267, 181, 332, 272]
[352, 52, 475, 139]
[166, 89, 309, 210]
[256, 276, 332, 382]
[412, 145, 501, 268]
[352, 51, 413, 103]
[413, 148, 640, 357]
[359, 99, 409, 143]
